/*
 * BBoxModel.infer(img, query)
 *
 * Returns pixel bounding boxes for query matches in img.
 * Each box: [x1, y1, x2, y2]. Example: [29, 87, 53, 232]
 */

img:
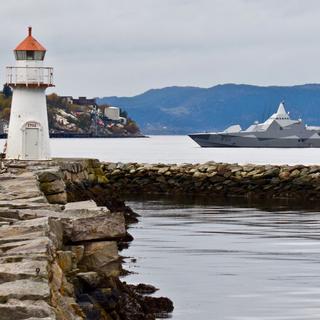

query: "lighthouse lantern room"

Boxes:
[5, 27, 53, 160]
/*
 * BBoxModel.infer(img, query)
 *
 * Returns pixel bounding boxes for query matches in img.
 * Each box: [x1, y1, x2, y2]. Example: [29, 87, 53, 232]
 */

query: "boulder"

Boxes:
[40, 180, 66, 195]
[46, 192, 67, 205]
[62, 211, 126, 242]
[79, 241, 120, 276]
[77, 271, 101, 288]
[37, 170, 63, 183]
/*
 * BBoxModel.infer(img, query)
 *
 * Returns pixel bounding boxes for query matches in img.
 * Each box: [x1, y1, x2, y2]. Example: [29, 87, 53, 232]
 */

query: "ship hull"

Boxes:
[189, 133, 320, 148]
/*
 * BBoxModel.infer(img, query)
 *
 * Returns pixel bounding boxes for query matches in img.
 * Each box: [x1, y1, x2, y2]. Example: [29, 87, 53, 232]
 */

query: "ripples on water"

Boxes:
[123, 199, 320, 320]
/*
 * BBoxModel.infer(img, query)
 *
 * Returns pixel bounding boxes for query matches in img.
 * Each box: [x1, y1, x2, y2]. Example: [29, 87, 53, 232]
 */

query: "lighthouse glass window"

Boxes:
[34, 51, 45, 60]
[26, 51, 35, 60]
[15, 50, 45, 61]
[15, 51, 27, 60]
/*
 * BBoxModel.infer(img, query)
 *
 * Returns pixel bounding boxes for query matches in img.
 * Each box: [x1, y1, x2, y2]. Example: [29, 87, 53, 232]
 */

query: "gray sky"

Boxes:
[1, 0, 320, 97]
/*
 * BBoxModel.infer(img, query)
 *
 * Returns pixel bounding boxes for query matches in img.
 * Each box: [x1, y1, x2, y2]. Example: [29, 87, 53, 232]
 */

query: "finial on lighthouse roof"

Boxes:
[14, 26, 46, 52]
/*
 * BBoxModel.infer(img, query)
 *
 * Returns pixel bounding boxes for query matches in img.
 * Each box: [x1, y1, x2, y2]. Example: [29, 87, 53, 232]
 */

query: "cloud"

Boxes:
[0, 0, 320, 96]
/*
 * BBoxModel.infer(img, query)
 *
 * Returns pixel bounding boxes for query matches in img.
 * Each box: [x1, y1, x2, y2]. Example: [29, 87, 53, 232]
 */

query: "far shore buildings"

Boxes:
[60, 96, 127, 124]
[61, 96, 96, 107]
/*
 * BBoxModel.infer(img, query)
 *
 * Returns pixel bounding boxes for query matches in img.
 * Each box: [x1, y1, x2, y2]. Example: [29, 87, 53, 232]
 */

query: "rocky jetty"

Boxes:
[7, 157, 319, 319]
[0, 159, 173, 320]
[102, 162, 320, 201]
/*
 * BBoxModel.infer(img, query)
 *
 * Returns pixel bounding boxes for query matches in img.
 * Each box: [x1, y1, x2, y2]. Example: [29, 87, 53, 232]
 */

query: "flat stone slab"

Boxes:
[0, 231, 47, 245]
[0, 237, 50, 256]
[62, 211, 126, 242]
[17, 209, 62, 220]
[0, 254, 48, 264]
[0, 217, 51, 239]
[0, 260, 48, 283]
[0, 279, 50, 302]
[0, 299, 55, 320]
[64, 200, 98, 210]
[0, 201, 53, 210]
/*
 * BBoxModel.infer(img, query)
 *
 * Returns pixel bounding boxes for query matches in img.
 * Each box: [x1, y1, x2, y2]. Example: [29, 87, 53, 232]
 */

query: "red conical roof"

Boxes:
[14, 27, 46, 52]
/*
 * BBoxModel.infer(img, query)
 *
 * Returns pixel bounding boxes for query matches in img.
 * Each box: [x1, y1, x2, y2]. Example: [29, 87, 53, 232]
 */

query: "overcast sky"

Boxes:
[1, 0, 320, 97]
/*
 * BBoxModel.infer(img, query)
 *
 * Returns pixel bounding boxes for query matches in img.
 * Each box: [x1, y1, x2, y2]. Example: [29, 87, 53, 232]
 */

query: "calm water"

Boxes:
[124, 199, 320, 320]
[1, 135, 320, 164]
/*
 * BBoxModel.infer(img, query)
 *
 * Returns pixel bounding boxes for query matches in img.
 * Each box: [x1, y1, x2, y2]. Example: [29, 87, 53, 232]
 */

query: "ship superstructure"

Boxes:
[189, 102, 320, 148]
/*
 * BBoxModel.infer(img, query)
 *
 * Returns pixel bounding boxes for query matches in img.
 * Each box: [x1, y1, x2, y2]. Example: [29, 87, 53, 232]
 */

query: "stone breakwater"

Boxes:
[102, 162, 320, 201]
[4, 157, 319, 319]
[0, 159, 173, 320]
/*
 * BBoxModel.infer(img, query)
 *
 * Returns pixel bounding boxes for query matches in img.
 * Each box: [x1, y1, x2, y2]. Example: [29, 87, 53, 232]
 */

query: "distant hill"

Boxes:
[97, 84, 320, 134]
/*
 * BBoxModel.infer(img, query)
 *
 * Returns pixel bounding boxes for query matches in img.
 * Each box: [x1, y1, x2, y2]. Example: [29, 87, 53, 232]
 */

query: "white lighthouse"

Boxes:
[5, 27, 53, 160]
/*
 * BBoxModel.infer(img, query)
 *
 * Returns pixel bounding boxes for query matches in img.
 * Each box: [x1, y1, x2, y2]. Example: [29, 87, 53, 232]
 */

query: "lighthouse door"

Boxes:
[25, 128, 40, 160]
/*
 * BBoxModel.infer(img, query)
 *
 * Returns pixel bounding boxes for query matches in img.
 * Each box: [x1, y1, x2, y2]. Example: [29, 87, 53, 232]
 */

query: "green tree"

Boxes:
[2, 85, 12, 98]
[1, 107, 11, 120]
[78, 113, 91, 130]
[120, 108, 128, 118]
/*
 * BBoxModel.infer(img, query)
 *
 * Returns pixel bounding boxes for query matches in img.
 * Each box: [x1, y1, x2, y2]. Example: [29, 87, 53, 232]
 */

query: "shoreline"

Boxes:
[0, 133, 148, 139]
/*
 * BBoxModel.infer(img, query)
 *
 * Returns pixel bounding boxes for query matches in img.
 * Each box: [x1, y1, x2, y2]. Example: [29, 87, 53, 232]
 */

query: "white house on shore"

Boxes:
[104, 106, 127, 125]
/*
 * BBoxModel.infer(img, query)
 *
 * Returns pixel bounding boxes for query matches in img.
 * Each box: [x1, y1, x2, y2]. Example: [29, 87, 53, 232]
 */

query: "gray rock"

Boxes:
[45, 192, 67, 205]
[62, 211, 126, 242]
[64, 200, 98, 210]
[0, 299, 55, 320]
[0, 260, 48, 283]
[0, 279, 50, 302]
[37, 170, 63, 183]
[0, 237, 50, 256]
[79, 241, 120, 276]
[40, 180, 66, 195]
[77, 271, 101, 287]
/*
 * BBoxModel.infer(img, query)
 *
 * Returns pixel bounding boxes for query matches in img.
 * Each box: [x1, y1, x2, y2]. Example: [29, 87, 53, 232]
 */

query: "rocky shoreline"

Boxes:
[3, 158, 320, 319]
[0, 134, 147, 139]
[101, 162, 320, 201]
[0, 159, 173, 320]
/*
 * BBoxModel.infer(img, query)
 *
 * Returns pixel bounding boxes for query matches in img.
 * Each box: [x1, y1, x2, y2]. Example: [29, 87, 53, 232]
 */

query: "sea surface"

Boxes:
[2, 135, 320, 164]
[124, 198, 320, 320]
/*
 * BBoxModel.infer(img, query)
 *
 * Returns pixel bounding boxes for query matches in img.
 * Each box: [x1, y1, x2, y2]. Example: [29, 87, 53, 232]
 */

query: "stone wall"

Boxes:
[102, 162, 320, 201]
[0, 160, 173, 320]
[37, 159, 108, 206]
[0, 161, 83, 320]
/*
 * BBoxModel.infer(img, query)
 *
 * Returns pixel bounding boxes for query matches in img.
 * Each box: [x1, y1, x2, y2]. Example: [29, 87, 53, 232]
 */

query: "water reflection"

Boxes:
[123, 198, 320, 320]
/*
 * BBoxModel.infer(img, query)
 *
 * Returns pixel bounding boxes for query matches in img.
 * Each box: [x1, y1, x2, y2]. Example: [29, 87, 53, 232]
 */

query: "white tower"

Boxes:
[5, 27, 53, 160]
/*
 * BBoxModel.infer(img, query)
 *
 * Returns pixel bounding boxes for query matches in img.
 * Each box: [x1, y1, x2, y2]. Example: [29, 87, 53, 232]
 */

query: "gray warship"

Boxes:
[189, 102, 320, 148]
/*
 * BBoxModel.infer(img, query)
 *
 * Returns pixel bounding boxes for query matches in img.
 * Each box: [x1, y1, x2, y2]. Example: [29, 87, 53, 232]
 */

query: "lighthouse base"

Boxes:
[6, 87, 51, 160]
